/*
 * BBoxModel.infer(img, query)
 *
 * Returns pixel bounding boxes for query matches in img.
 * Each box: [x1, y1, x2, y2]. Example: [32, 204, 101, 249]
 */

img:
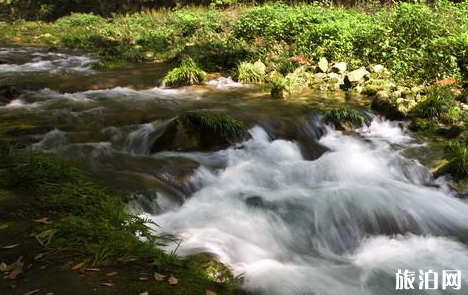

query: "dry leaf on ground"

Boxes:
[154, 272, 166, 281]
[168, 275, 178, 285]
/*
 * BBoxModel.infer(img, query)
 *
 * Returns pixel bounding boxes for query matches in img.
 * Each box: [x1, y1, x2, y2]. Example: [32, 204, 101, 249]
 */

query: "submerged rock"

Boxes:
[271, 85, 289, 99]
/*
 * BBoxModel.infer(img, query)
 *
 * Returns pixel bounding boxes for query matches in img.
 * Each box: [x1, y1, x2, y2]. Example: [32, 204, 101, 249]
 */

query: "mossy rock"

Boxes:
[322, 108, 365, 131]
[371, 92, 406, 120]
[151, 111, 246, 152]
[0, 85, 21, 105]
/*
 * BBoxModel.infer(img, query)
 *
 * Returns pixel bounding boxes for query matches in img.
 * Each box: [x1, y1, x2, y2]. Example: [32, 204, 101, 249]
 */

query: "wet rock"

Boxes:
[0, 85, 22, 105]
[0, 59, 8, 64]
[271, 86, 288, 100]
[371, 91, 406, 120]
[436, 125, 464, 138]
[317, 57, 329, 73]
[331, 62, 347, 73]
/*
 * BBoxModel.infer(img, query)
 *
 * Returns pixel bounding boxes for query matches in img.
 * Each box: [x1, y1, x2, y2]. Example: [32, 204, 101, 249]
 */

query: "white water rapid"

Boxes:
[149, 120, 468, 295]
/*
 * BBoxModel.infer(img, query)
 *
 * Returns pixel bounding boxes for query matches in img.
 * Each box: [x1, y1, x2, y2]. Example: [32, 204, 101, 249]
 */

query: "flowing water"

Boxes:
[2, 47, 468, 294]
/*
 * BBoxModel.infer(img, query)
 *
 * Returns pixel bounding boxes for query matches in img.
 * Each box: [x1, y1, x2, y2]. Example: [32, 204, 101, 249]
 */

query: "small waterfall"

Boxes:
[148, 119, 468, 295]
[124, 123, 157, 155]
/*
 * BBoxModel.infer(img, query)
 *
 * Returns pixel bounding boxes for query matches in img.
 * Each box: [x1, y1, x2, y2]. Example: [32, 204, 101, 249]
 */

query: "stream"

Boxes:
[2, 47, 468, 294]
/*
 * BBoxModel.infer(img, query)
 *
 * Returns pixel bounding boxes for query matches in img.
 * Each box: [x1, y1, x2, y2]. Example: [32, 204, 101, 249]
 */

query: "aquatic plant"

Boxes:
[162, 57, 206, 87]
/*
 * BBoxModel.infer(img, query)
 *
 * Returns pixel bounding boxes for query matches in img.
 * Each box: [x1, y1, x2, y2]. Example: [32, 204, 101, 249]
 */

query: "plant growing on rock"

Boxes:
[412, 86, 457, 119]
[441, 140, 468, 179]
[180, 111, 245, 140]
[322, 108, 364, 130]
[162, 57, 206, 87]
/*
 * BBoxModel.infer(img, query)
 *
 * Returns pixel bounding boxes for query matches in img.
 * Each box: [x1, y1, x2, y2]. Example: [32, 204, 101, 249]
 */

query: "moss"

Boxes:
[322, 108, 364, 129]
[162, 57, 206, 87]
[408, 118, 440, 135]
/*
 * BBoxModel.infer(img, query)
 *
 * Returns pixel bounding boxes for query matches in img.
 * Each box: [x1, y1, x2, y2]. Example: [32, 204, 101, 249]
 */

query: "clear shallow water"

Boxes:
[2, 47, 468, 294]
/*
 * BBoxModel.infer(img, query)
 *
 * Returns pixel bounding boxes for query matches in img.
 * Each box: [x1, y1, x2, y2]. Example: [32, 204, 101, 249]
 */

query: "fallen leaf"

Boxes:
[7, 265, 23, 279]
[168, 275, 178, 285]
[0, 262, 8, 272]
[32, 217, 52, 225]
[85, 268, 100, 272]
[139, 277, 149, 281]
[0, 223, 9, 230]
[105, 271, 117, 277]
[22, 289, 41, 295]
[35, 230, 53, 239]
[138, 292, 148, 295]
[206, 290, 218, 295]
[154, 272, 166, 281]
[100, 282, 115, 287]
[2, 244, 19, 249]
[71, 261, 87, 270]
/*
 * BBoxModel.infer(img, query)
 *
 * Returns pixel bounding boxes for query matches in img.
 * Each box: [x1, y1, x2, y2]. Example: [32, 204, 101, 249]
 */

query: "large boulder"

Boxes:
[0, 85, 22, 105]
[151, 112, 247, 153]
[331, 62, 347, 73]
[317, 57, 329, 73]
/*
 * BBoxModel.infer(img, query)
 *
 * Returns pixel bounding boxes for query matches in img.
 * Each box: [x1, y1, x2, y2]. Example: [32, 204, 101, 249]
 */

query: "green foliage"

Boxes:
[179, 111, 244, 140]
[322, 108, 364, 127]
[235, 61, 265, 84]
[163, 57, 206, 87]
[0, 146, 174, 266]
[56, 13, 106, 27]
[412, 86, 457, 119]
[443, 140, 468, 179]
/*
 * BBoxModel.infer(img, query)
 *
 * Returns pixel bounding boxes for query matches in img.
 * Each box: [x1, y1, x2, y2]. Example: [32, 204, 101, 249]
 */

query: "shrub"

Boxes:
[56, 13, 107, 27]
[162, 57, 206, 87]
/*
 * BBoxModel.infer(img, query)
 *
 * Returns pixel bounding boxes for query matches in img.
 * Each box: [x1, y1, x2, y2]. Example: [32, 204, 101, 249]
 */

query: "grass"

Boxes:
[322, 107, 364, 128]
[412, 86, 457, 119]
[162, 57, 206, 87]
[443, 140, 468, 179]
[179, 111, 245, 140]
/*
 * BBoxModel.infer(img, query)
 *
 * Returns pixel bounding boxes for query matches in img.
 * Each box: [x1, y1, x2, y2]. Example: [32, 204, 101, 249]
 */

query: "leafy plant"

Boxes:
[235, 61, 266, 84]
[412, 86, 457, 119]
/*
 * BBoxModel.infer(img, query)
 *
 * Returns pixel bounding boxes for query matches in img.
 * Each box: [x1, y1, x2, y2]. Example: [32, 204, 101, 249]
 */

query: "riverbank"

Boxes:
[0, 147, 235, 295]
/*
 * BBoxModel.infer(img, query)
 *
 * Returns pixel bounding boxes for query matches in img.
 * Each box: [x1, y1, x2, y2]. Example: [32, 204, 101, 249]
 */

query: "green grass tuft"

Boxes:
[322, 108, 364, 127]
[412, 86, 457, 119]
[179, 111, 244, 140]
[162, 57, 206, 87]
[235, 61, 265, 84]
[443, 140, 468, 179]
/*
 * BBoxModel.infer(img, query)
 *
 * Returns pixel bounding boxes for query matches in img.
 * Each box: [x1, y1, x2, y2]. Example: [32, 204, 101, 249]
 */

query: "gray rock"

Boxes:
[317, 57, 329, 73]
[331, 62, 347, 73]
[372, 64, 385, 73]
[347, 68, 370, 83]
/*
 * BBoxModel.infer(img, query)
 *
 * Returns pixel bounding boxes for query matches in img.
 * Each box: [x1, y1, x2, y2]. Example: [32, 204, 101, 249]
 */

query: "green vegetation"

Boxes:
[234, 61, 266, 84]
[0, 146, 236, 294]
[162, 57, 206, 87]
[442, 140, 468, 179]
[322, 108, 364, 128]
[180, 111, 245, 140]
[2, 2, 468, 86]
[412, 86, 457, 119]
